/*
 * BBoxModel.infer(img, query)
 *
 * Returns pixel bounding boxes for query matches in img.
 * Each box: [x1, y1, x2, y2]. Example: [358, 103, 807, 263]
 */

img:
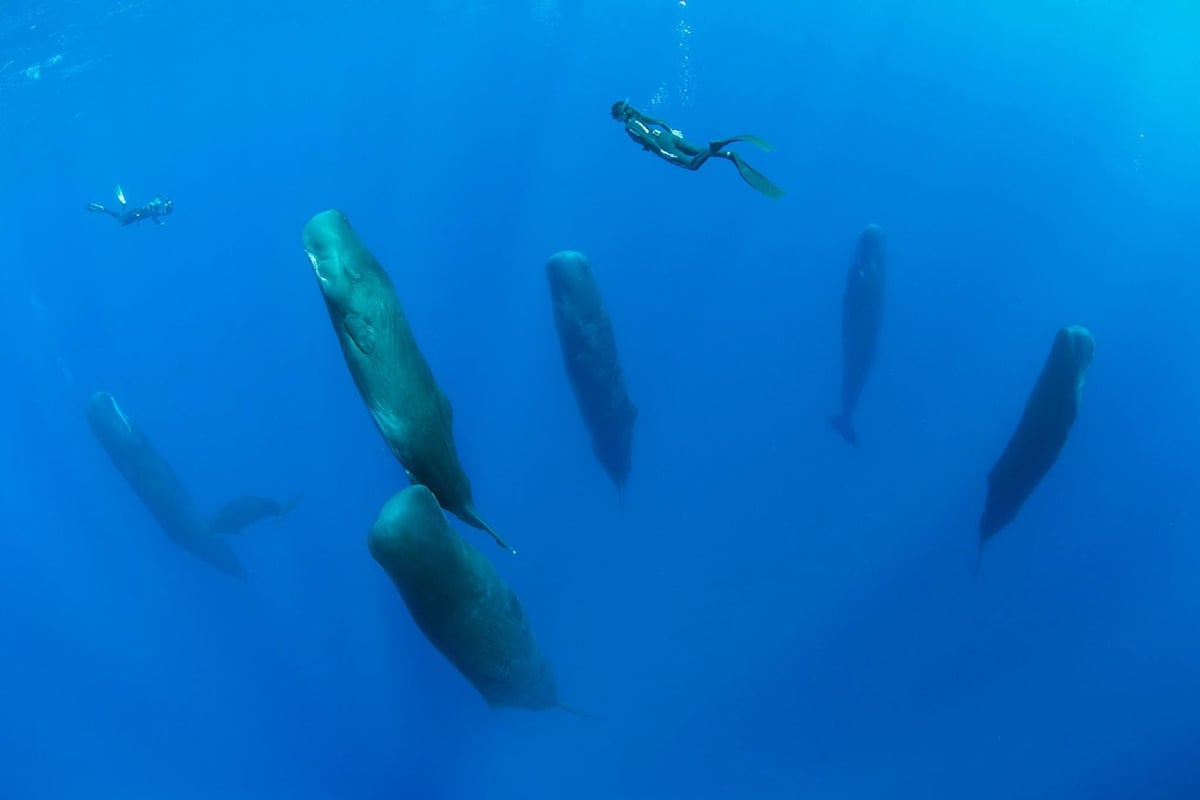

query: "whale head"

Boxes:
[855, 223, 886, 268]
[86, 391, 133, 435]
[1056, 325, 1095, 374]
[302, 209, 369, 309]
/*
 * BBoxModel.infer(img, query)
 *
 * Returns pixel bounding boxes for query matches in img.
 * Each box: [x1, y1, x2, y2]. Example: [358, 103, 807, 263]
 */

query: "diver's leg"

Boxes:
[684, 151, 711, 170]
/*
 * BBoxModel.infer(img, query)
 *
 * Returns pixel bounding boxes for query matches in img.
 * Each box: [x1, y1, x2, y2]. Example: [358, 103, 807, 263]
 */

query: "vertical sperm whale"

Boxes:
[978, 325, 1094, 569]
[545, 250, 637, 487]
[830, 223, 886, 446]
[302, 209, 511, 553]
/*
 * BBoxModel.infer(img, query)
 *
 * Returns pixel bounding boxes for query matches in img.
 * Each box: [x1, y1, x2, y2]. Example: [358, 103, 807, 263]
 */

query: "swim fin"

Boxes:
[728, 152, 785, 198]
[85, 202, 106, 213]
[715, 134, 776, 152]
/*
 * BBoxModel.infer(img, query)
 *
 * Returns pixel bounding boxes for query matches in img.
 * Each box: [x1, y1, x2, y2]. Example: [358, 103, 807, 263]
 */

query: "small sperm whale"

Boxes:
[85, 391, 245, 578]
[830, 223, 886, 446]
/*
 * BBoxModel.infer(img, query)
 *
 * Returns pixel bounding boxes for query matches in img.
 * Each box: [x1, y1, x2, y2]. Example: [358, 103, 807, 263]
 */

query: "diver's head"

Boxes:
[154, 197, 173, 216]
[610, 99, 631, 120]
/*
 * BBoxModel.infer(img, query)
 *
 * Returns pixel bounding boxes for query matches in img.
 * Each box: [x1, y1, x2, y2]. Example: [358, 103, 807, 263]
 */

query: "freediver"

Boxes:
[610, 99, 785, 198]
[86, 185, 174, 226]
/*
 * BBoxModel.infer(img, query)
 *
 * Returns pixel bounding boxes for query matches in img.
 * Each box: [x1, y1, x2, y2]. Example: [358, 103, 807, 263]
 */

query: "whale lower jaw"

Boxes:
[107, 395, 133, 433]
[305, 250, 332, 285]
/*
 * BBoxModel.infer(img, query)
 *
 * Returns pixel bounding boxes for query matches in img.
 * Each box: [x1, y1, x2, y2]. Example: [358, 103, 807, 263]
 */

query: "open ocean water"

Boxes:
[1, 1, 1199, 798]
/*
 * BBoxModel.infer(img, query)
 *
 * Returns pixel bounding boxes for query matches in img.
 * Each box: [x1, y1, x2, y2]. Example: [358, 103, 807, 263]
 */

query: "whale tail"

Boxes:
[974, 537, 988, 578]
[828, 414, 858, 446]
[457, 503, 516, 555]
[278, 493, 303, 520]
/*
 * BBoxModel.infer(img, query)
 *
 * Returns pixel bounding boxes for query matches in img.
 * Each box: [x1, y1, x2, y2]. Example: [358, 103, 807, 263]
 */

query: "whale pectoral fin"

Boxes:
[343, 313, 378, 355]
[555, 702, 606, 721]
[282, 493, 303, 518]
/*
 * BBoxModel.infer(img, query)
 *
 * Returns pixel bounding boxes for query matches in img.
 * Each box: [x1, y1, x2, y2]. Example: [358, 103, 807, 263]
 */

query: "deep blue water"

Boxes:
[2, 2, 1199, 798]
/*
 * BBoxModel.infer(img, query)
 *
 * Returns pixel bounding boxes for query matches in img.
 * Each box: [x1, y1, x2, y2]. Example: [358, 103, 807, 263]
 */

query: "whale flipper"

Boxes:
[279, 493, 303, 519]
[343, 313, 378, 355]
[555, 702, 605, 721]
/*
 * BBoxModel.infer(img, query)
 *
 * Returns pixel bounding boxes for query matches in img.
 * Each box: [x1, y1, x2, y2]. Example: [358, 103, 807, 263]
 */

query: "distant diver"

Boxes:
[86, 184, 173, 226]
[610, 99, 785, 199]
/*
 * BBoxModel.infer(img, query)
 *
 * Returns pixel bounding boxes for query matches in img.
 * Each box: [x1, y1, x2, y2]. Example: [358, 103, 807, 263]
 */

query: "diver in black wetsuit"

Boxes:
[86, 185, 174, 226]
[610, 99, 785, 198]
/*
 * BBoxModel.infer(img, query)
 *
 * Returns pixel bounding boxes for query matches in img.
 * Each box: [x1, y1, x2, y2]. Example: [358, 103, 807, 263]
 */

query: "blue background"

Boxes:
[2, 1, 1198, 797]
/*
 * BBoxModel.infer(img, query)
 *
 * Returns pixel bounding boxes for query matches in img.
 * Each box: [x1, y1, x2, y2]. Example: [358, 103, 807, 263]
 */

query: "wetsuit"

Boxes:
[87, 195, 174, 226]
[610, 100, 785, 198]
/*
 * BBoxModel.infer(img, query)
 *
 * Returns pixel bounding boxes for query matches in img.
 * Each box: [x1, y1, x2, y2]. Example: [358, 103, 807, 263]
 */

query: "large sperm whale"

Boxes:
[978, 325, 1095, 570]
[369, 485, 594, 716]
[302, 209, 511, 553]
